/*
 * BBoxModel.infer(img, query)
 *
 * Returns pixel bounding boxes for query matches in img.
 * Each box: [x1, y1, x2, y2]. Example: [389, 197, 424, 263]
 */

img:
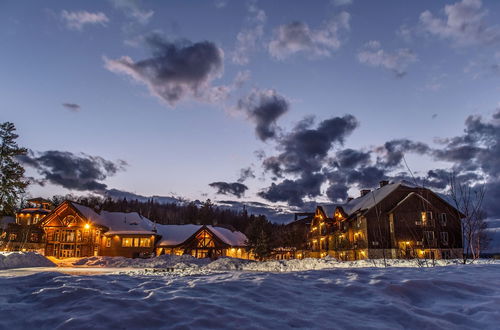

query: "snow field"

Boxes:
[0, 264, 499, 329]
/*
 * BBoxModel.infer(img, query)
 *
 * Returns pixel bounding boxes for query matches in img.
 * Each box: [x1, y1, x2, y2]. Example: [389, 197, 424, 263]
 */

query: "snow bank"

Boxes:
[64, 255, 500, 273]
[72, 254, 210, 269]
[0, 252, 55, 269]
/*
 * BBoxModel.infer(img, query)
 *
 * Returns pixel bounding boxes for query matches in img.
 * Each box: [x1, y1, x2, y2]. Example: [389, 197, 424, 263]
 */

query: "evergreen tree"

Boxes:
[0, 122, 28, 216]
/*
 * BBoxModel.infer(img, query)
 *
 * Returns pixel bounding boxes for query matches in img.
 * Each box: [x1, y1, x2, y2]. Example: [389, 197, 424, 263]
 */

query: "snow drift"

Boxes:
[0, 252, 55, 269]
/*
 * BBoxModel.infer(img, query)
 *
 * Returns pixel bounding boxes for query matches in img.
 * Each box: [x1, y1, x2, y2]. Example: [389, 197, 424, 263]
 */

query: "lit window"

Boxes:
[133, 238, 140, 247]
[140, 238, 151, 247]
[196, 231, 215, 248]
[106, 238, 111, 248]
[122, 238, 133, 247]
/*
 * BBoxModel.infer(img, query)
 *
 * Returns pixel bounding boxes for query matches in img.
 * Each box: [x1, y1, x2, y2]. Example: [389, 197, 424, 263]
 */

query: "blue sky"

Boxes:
[1, 0, 500, 218]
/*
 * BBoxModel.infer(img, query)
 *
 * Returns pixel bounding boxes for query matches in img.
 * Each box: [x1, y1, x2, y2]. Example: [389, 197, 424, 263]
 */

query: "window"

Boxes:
[30, 233, 38, 242]
[196, 231, 215, 248]
[440, 232, 449, 245]
[105, 237, 111, 248]
[439, 213, 447, 226]
[424, 231, 435, 241]
[122, 237, 133, 247]
[421, 211, 433, 222]
[133, 238, 140, 247]
[140, 238, 151, 247]
[9, 233, 17, 241]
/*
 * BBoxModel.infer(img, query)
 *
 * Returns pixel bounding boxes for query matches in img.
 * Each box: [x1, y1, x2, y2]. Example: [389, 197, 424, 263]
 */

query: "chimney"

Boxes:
[379, 180, 389, 188]
[360, 189, 371, 197]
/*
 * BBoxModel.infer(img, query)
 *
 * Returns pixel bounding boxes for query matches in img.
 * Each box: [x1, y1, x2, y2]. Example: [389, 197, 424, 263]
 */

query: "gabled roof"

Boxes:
[156, 224, 247, 247]
[318, 204, 338, 219]
[387, 192, 432, 214]
[45, 201, 157, 235]
[208, 225, 247, 246]
[339, 181, 417, 216]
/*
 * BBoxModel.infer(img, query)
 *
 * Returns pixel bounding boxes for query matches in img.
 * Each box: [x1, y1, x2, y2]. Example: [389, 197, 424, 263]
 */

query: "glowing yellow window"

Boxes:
[140, 238, 151, 247]
[122, 238, 133, 247]
[196, 231, 215, 248]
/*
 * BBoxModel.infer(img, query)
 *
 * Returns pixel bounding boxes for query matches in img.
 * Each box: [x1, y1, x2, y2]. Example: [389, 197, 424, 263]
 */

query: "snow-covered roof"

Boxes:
[72, 203, 102, 222]
[318, 204, 339, 219]
[341, 180, 417, 216]
[71, 202, 157, 236]
[99, 211, 156, 236]
[156, 224, 202, 246]
[207, 226, 247, 246]
[156, 224, 247, 247]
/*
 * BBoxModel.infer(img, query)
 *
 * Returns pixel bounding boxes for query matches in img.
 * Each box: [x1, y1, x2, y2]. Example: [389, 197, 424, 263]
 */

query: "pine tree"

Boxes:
[0, 122, 28, 216]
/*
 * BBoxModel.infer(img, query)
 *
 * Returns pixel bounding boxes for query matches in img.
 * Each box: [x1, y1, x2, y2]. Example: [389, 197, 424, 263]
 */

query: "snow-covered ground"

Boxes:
[1, 254, 499, 329]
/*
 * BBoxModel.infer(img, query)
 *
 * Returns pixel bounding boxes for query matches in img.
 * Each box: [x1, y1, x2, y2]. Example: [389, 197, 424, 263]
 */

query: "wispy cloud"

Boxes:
[268, 12, 350, 60]
[420, 0, 500, 47]
[231, 1, 267, 65]
[357, 40, 417, 77]
[109, 0, 153, 24]
[61, 10, 109, 30]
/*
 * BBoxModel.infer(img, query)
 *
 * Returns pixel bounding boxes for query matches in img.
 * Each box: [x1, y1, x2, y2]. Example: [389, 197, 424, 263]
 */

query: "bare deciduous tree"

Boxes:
[448, 172, 488, 263]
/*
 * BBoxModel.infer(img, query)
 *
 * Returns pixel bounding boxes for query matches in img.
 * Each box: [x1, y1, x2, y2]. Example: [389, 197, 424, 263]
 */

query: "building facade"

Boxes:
[308, 181, 463, 260]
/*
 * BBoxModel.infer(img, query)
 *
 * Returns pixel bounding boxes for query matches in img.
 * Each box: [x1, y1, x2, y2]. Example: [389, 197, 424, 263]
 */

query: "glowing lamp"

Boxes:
[84, 223, 90, 230]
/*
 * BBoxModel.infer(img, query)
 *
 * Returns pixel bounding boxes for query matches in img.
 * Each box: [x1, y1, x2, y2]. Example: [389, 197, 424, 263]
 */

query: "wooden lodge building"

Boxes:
[1, 200, 252, 260]
[0, 198, 51, 252]
[307, 180, 464, 260]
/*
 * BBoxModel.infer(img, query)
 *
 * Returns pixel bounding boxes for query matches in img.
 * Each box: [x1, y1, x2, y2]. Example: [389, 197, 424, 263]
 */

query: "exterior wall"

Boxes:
[100, 234, 157, 258]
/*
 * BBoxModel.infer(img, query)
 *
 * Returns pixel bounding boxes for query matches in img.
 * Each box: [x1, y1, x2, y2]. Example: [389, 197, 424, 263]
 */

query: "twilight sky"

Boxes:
[1, 0, 500, 220]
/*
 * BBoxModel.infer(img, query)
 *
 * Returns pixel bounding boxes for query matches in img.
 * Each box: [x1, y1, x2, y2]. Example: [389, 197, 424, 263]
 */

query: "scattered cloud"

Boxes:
[109, 0, 154, 24]
[104, 34, 224, 106]
[232, 1, 267, 65]
[357, 40, 417, 77]
[61, 10, 109, 30]
[62, 103, 81, 112]
[268, 12, 350, 60]
[209, 182, 248, 198]
[18, 150, 127, 193]
[237, 89, 289, 141]
[419, 0, 500, 47]
[238, 167, 256, 183]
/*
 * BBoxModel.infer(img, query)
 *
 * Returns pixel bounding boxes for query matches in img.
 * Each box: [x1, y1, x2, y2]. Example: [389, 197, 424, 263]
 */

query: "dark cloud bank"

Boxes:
[240, 108, 500, 219]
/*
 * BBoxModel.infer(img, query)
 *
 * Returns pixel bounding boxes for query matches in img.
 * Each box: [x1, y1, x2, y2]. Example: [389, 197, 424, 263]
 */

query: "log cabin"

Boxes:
[308, 180, 464, 260]
[155, 224, 252, 259]
[34, 200, 251, 259]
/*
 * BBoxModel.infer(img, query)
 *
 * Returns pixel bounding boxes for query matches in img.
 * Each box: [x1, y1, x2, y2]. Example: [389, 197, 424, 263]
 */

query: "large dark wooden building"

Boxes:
[308, 181, 463, 260]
